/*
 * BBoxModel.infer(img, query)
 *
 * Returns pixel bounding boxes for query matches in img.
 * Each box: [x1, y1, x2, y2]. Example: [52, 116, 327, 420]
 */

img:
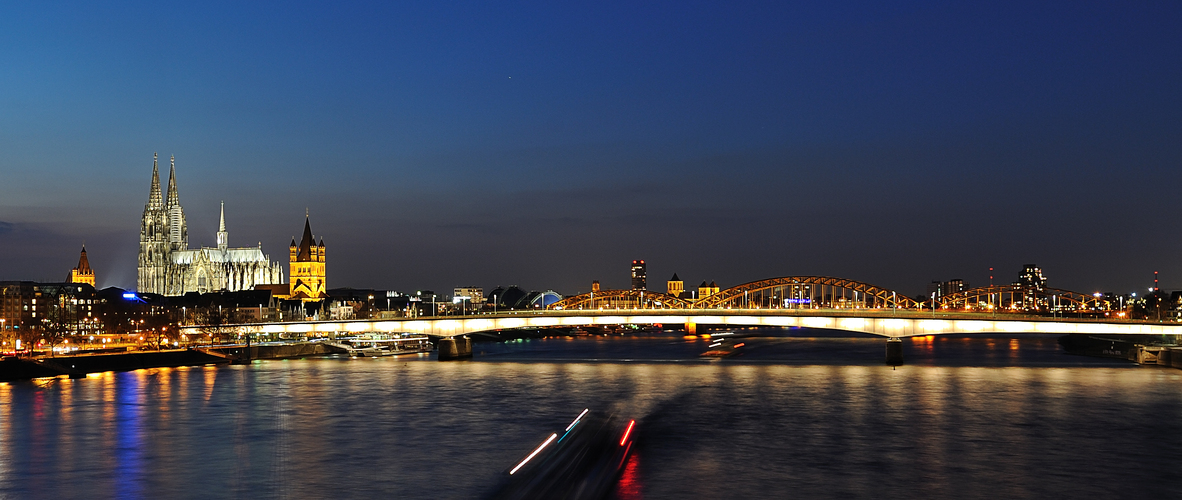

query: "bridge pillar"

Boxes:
[437, 336, 473, 361]
[886, 338, 904, 366]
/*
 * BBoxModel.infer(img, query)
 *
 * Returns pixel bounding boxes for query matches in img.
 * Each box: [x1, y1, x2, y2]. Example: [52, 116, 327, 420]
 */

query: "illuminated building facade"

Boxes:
[137, 154, 284, 295]
[667, 273, 683, 297]
[0, 282, 99, 347]
[453, 287, 485, 305]
[698, 280, 719, 299]
[631, 260, 647, 290]
[927, 278, 968, 299]
[68, 246, 95, 287]
[1014, 264, 1049, 310]
[1015, 265, 1047, 290]
[288, 216, 328, 301]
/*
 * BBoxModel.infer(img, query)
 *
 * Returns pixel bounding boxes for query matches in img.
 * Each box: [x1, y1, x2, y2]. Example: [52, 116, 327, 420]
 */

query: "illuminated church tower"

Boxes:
[288, 214, 327, 301]
[164, 155, 188, 252]
[68, 246, 95, 287]
[138, 153, 170, 294]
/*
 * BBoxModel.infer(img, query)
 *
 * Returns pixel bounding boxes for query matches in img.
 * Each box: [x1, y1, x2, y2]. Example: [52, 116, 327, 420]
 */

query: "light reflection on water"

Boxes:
[0, 333, 1180, 499]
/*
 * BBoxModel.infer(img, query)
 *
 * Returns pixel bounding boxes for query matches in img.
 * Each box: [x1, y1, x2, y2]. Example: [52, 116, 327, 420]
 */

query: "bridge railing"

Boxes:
[197, 306, 1178, 331]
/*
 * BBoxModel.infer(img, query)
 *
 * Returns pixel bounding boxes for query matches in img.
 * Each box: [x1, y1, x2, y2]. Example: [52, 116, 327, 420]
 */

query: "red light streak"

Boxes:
[620, 420, 635, 446]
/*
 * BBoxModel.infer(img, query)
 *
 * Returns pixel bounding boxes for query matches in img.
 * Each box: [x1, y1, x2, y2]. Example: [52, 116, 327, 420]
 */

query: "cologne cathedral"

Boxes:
[137, 154, 284, 295]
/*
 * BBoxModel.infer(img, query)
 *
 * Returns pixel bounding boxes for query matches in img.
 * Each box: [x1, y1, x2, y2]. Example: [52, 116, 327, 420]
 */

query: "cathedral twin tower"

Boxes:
[137, 153, 326, 300]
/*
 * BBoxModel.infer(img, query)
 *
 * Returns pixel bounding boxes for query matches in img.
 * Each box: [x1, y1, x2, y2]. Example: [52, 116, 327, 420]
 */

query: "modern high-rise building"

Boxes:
[631, 260, 647, 290]
[1015, 265, 1047, 290]
[137, 154, 284, 295]
[68, 246, 95, 287]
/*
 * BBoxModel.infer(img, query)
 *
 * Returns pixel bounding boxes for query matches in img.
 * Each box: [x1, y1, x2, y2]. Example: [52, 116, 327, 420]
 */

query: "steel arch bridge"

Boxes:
[936, 285, 1102, 311]
[693, 276, 921, 309]
[550, 276, 919, 310]
[550, 289, 693, 310]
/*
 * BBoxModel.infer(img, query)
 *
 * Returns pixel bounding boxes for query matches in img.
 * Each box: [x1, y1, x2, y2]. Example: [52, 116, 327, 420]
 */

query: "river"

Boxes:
[2, 330, 1180, 499]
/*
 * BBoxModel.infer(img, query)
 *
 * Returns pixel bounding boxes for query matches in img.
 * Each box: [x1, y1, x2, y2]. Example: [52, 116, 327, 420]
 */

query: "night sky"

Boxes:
[1, 1, 1180, 297]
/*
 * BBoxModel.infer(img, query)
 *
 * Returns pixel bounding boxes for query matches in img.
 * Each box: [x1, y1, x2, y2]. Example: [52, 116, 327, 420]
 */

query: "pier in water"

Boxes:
[2, 330, 1180, 499]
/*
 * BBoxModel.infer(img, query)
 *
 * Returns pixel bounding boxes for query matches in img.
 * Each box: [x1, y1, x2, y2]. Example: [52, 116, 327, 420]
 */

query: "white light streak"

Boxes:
[509, 433, 558, 475]
[565, 409, 590, 431]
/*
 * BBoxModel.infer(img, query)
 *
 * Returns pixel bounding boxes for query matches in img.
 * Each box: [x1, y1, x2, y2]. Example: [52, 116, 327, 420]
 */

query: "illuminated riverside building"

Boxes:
[667, 274, 683, 297]
[137, 154, 284, 295]
[698, 280, 719, 299]
[0, 282, 99, 346]
[68, 246, 95, 287]
[288, 215, 328, 301]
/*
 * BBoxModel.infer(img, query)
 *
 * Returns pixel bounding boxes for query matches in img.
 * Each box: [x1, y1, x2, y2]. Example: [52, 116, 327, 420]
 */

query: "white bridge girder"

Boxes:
[187, 310, 1182, 339]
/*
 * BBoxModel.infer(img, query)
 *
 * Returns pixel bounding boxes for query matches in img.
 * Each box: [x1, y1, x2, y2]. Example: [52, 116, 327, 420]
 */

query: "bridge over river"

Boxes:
[197, 309, 1182, 339]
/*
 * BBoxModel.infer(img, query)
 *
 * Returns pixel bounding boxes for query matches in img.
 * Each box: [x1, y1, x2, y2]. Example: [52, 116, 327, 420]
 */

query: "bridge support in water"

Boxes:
[886, 338, 904, 366]
[438, 336, 473, 360]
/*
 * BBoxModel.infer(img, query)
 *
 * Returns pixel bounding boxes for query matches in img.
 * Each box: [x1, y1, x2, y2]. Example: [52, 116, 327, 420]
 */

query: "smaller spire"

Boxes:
[76, 246, 92, 273]
[216, 201, 228, 251]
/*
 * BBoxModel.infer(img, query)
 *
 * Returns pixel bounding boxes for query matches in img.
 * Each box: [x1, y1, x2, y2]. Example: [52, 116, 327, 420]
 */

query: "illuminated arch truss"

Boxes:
[936, 285, 1103, 311]
[550, 289, 694, 310]
[694, 276, 920, 310]
[552, 276, 919, 311]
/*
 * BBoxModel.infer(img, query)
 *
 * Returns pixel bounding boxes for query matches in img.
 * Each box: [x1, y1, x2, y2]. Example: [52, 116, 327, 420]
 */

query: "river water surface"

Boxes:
[2, 330, 1180, 499]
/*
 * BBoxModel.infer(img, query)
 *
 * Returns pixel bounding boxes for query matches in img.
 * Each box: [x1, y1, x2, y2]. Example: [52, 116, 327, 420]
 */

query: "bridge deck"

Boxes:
[185, 309, 1182, 339]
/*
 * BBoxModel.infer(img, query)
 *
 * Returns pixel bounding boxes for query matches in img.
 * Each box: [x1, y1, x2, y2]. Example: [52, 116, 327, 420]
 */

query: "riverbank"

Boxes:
[0, 349, 228, 382]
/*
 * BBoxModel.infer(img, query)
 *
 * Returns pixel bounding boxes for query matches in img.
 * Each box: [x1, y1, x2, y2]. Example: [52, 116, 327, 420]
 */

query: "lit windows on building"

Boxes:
[631, 260, 646, 291]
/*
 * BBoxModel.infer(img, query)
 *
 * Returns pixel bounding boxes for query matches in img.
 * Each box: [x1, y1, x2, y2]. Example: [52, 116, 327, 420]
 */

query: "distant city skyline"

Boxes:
[1, 1, 1180, 296]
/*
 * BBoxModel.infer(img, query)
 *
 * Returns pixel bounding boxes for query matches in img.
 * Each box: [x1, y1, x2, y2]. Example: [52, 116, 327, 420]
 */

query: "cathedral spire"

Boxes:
[166, 155, 180, 208]
[217, 201, 228, 251]
[148, 152, 163, 210]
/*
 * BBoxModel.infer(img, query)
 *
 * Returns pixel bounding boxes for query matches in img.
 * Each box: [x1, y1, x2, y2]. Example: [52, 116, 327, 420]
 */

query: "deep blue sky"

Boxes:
[1, 1, 1180, 297]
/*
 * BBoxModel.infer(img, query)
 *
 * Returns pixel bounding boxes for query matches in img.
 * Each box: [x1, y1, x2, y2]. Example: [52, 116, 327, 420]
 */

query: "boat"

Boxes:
[700, 338, 745, 358]
[338, 334, 433, 357]
[487, 409, 636, 500]
[356, 346, 391, 357]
